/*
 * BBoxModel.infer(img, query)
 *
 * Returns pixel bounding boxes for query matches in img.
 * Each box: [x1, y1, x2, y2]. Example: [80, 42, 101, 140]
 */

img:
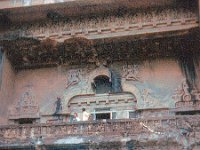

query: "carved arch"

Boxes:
[88, 65, 111, 84]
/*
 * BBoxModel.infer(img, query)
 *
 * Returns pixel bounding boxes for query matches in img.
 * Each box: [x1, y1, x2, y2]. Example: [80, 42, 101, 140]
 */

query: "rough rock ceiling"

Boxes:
[2, 28, 200, 70]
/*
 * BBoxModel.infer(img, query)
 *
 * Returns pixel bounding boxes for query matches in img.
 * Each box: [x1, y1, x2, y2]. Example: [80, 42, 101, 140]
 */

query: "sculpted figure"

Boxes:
[172, 79, 192, 102]
[53, 97, 63, 120]
[122, 65, 141, 81]
[66, 69, 82, 89]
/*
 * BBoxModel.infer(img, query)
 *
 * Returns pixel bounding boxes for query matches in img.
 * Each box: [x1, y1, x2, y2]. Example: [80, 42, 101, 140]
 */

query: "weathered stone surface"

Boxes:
[0, 0, 200, 150]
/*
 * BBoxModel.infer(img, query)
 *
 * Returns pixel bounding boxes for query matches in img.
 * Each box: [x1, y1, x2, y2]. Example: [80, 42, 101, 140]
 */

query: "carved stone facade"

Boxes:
[1, 0, 200, 149]
[1, 116, 200, 149]
[24, 8, 197, 41]
[68, 93, 137, 120]
[0, 7, 198, 42]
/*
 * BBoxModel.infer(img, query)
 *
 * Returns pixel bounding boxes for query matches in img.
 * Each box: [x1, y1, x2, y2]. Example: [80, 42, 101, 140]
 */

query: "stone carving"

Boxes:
[9, 91, 40, 119]
[177, 117, 192, 137]
[172, 80, 191, 102]
[24, 8, 196, 37]
[122, 65, 141, 81]
[3, 129, 16, 139]
[0, 117, 193, 144]
[67, 93, 136, 111]
[66, 69, 82, 89]
[141, 89, 153, 106]
[53, 97, 63, 115]
[173, 79, 200, 108]
[141, 88, 167, 108]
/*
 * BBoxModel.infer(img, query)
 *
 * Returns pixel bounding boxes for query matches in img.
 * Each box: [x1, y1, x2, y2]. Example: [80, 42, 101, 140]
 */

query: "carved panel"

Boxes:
[172, 80, 191, 102]
[122, 65, 141, 81]
[9, 91, 40, 120]
[24, 8, 197, 39]
[173, 80, 200, 108]
[66, 69, 82, 89]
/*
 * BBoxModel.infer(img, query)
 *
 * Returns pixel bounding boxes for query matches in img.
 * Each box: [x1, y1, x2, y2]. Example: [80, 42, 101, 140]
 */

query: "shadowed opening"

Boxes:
[93, 75, 112, 94]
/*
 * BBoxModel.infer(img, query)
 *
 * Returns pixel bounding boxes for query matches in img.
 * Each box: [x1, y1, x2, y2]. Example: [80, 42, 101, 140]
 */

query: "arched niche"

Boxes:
[88, 65, 111, 86]
[93, 75, 112, 94]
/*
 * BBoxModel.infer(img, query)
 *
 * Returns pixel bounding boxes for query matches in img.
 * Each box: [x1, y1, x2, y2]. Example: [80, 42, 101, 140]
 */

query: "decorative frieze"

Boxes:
[0, 117, 179, 143]
[2, 115, 200, 144]
[68, 93, 136, 109]
[27, 9, 196, 36]
[1, 8, 196, 41]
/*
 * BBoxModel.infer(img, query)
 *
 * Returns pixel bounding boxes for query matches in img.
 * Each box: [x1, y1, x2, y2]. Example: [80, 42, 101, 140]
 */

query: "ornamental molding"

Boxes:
[0, 9, 197, 41]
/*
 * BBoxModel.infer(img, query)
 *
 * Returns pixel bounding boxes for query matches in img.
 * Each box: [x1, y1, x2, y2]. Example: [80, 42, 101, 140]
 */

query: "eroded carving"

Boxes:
[172, 80, 191, 102]
[173, 80, 200, 108]
[9, 91, 40, 120]
[66, 69, 82, 89]
[140, 88, 169, 109]
[0, 117, 187, 144]
[122, 65, 141, 81]
[24, 8, 196, 38]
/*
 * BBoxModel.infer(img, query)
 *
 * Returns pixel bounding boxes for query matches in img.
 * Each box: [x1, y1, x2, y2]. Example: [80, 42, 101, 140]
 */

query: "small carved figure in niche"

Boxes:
[122, 65, 141, 81]
[53, 97, 62, 120]
[66, 69, 82, 89]
[172, 79, 196, 103]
